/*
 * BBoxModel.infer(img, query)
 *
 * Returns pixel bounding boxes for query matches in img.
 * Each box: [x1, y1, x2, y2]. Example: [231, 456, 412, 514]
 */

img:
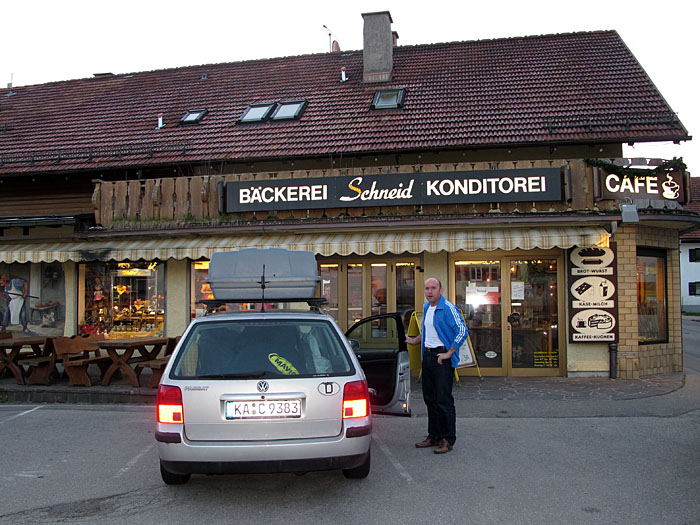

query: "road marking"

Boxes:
[114, 442, 156, 478]
[0, 406, 42, 424]
[374, 435, 414, 483]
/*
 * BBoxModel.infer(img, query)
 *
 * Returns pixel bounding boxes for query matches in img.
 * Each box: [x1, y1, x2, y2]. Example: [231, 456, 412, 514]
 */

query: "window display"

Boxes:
[637, 249, 667, 343]
[81, 261, 165, 337]
[192, 261, 214, 318]
[0, 262, 65, 336]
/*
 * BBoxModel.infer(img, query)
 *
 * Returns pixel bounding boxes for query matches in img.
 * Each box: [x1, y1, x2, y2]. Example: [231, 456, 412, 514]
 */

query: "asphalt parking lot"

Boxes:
[1, 372, 699, 525]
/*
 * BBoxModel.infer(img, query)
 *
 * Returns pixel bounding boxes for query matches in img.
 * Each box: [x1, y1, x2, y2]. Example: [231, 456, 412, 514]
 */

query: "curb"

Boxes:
[0, 385, 156, 405]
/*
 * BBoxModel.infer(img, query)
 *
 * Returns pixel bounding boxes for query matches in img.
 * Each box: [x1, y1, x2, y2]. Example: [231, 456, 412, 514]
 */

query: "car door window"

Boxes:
[346, 314, 406, 407]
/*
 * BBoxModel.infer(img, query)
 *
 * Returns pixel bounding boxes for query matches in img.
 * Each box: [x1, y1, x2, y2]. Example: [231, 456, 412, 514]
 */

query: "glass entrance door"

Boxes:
[507, 258, 560, 375]
[455, 260, 504, 373]
[454, 254, 563, 376]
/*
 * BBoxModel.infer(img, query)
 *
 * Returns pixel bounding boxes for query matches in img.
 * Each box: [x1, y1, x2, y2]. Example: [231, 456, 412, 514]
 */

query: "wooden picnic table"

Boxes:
[99, 336, 172, 387]
[0, 336, 47, 385]
[134, 336, 179, 388]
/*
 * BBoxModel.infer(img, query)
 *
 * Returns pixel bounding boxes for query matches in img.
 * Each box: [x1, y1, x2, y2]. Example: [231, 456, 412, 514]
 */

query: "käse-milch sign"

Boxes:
[225, 168, 564, 212]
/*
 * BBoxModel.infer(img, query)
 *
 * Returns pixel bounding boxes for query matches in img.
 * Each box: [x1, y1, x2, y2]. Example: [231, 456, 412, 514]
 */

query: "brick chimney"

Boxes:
[362, 11, 393, 83]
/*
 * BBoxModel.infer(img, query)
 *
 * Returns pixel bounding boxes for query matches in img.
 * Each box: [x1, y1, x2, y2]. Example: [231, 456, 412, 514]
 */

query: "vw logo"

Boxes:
[257, 380, 269, 393]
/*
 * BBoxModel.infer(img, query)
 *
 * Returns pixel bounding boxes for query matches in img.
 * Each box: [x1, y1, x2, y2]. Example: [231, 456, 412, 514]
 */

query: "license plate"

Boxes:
[225, 399, 302, 419]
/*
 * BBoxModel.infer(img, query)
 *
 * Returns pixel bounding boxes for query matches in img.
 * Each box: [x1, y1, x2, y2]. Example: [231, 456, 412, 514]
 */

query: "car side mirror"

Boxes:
[349, 339, 360, 352]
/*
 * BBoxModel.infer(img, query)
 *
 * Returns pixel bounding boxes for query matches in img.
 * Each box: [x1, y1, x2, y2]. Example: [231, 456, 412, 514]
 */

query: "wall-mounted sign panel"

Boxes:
[599, 171, 685, 202]
[568, 243, 618, 343]
[225, 168, 563, 213]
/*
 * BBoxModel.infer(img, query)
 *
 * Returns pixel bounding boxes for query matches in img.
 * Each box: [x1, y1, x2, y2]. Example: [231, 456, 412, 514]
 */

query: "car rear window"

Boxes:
[170, 319, 354, 379]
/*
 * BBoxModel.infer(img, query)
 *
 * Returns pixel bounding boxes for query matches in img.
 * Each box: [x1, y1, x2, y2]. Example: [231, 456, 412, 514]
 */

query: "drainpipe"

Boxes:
[608, 343, 618, 379]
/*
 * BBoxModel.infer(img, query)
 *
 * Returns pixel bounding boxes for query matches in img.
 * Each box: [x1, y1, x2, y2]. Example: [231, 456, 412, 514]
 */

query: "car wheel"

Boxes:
[160, 461, 191, 485]
[342, 449, 371, 479]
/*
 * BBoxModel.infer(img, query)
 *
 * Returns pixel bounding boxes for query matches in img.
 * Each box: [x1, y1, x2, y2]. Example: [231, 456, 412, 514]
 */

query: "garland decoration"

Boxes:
[584, 157, 686, 177]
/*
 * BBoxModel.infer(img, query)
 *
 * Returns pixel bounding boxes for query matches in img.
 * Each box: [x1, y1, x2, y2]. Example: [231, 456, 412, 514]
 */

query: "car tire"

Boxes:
[160, 461, 191, 485]
[342, 449, 371, 479]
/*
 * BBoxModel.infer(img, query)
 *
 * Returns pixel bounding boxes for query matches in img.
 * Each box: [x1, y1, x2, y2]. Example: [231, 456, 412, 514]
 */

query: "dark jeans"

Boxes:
[421, 351, 456, 445]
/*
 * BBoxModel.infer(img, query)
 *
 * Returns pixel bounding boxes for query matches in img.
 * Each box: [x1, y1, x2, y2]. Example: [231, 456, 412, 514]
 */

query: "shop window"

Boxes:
[81, 261, 165, 336]
[347, 264, 364, 327]
[0, 262, 67, 336]
[396, 262, 416, 330]
[637, 249, 667, 343]
[371, 263, 388, 337]
[192, 261, 214, 318]
[320, 264, 339, 322]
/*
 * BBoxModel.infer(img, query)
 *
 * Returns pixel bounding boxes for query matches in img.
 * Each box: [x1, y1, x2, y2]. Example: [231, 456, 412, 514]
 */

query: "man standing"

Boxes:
[406, 278, 468, 454]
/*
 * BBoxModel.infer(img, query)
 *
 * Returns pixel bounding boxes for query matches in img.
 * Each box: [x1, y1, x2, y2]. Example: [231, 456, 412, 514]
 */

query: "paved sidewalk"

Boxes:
[0, 369, 688, 406]
[414, 372, 685, 401]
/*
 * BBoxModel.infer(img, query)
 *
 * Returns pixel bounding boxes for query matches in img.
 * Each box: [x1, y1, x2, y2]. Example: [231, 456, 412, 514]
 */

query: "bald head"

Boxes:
[424, 278, 443, 306]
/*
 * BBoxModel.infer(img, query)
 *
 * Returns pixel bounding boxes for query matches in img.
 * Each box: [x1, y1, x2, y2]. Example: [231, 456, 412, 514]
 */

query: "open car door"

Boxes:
[346, 313, 411, 416]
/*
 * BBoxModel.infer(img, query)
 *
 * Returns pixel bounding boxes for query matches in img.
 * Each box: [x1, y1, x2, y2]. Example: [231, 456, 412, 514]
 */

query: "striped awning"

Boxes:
[0, 226, 609, 263]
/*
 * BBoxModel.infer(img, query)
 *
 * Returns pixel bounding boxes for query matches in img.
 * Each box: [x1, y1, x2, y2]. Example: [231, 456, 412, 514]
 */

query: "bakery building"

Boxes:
[0, 11, 695, 378]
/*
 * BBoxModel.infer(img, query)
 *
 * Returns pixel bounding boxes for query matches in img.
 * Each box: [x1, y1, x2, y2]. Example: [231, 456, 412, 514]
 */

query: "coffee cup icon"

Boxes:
[662, 174, 680, 199]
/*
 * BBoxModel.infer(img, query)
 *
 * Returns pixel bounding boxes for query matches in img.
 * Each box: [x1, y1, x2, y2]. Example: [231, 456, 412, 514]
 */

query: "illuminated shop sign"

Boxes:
[115, 268, 153, 277]
[225, 168, 563, 212]
[600, 171, 684, 202]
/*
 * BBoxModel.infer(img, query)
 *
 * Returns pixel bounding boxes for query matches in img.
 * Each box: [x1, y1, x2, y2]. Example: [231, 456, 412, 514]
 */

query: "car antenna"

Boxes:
[258, 264, 268, 311]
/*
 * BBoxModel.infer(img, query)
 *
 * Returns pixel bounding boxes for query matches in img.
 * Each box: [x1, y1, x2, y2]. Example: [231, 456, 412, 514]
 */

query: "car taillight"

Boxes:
[157, 385, 184, 424]
[343, 380, 369, 419]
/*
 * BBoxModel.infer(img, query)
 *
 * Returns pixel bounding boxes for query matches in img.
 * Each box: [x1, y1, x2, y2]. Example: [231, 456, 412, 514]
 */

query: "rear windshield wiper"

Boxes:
[198, 371, 267, 379]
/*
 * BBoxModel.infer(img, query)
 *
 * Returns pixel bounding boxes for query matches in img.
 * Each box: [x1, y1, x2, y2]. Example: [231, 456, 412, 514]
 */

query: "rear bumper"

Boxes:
[161, 450, 369, 475]
[157, 425, 371, 474]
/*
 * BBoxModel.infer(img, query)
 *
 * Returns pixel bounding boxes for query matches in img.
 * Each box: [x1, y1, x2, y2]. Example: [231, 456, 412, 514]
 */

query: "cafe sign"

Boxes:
[225, 168, 563, 213]
[600, 171, 684, 202]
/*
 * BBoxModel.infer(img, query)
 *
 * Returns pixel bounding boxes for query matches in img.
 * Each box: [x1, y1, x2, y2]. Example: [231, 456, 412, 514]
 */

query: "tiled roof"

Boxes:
[0, 30, 689, 175]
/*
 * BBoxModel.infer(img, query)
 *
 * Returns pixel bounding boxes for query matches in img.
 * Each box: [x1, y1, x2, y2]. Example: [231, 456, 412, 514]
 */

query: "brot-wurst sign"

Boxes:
[225, 168, 563, 212]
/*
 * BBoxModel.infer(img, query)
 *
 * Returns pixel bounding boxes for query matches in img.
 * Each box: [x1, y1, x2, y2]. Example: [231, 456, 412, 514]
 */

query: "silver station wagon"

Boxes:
[156, 249, 411, 485]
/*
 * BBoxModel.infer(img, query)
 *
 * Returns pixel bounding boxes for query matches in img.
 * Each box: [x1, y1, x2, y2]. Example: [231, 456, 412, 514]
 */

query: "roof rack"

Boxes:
[203, 297, 327, 315]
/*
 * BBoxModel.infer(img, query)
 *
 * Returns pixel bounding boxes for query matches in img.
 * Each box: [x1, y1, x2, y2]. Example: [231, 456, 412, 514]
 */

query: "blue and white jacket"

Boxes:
[421, 295, 469, 368]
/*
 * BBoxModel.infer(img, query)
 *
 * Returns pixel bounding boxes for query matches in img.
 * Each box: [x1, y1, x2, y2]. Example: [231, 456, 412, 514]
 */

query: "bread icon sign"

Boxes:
[662, 174, 680, 199]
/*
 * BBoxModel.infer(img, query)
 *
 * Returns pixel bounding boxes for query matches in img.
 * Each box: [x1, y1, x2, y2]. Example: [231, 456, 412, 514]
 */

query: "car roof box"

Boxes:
[206, 248, 321, 301]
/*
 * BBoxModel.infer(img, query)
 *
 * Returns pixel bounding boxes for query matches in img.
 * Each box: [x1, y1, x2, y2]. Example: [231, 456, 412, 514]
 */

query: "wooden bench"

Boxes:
[54, 335, 112, 387]
[134, 337, 179, 387]
[17, 338, 58, 385]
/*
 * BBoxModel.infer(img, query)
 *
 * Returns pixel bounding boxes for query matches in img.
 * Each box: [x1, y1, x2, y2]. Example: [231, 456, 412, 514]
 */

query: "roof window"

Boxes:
[371, 88, 406, 110]
[180, 109, 208, 125]
[271, 100, 307, 121]
[238, 103, 276, 123]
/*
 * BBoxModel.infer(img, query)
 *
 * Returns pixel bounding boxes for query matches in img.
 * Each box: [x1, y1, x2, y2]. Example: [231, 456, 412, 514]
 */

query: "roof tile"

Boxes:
[0, 30, 688, 174]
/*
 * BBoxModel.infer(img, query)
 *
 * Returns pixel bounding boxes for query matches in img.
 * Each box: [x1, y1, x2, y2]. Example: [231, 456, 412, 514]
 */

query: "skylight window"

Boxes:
[238, 103, 276, 123]
[271, 100, 307, 121]
[180, 109, 208, 125]
[371, 88, 406, 110]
